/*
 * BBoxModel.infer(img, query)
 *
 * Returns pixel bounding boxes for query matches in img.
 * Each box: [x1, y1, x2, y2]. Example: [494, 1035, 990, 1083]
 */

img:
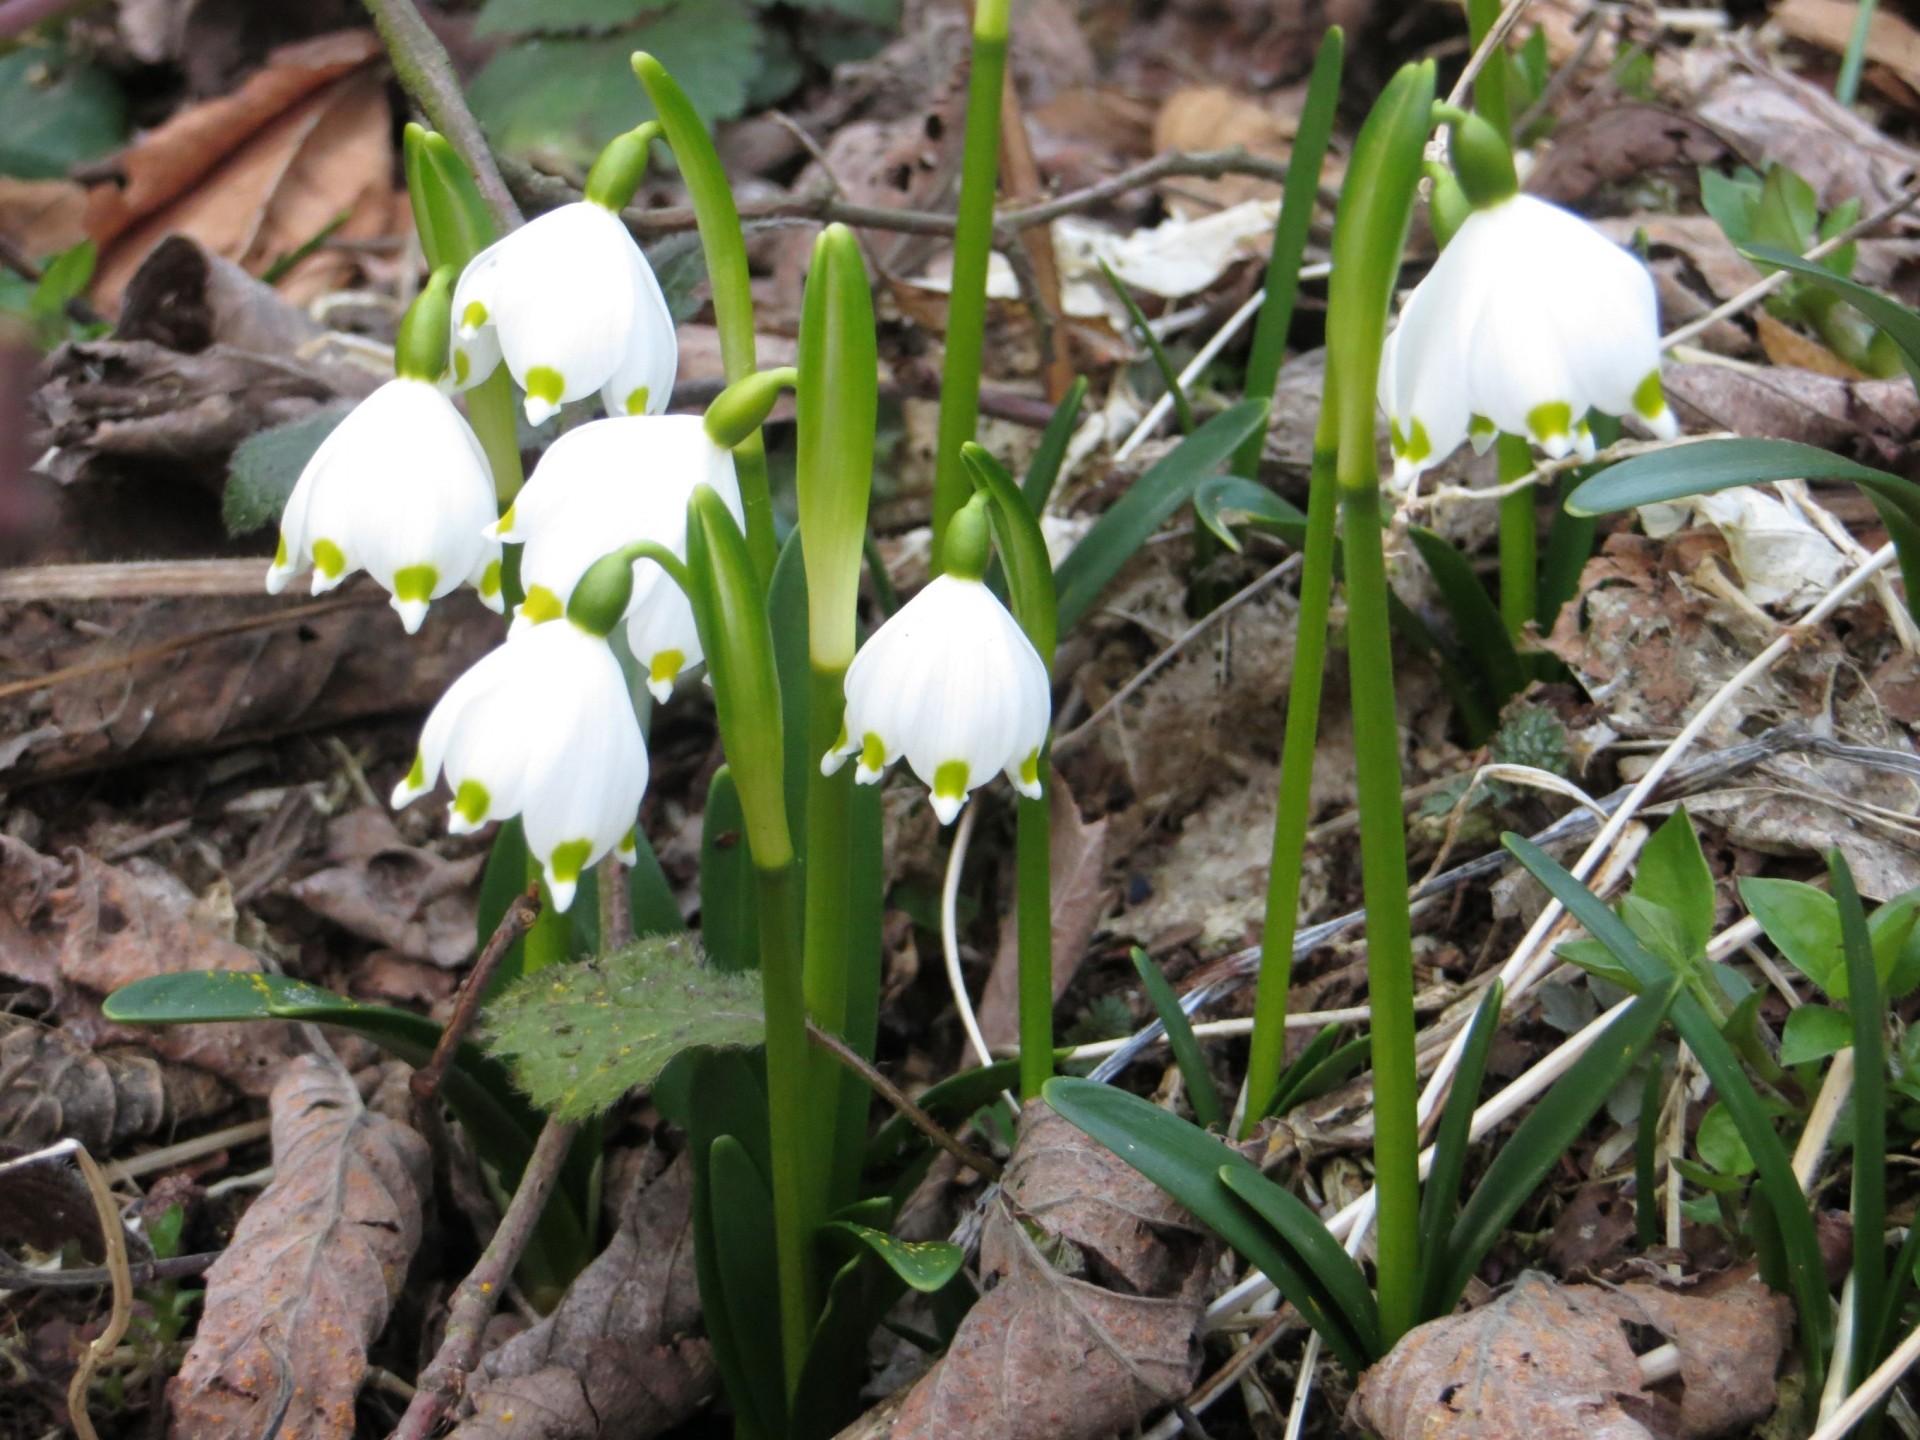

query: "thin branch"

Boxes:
[360, 0, 522, 232]
[66, 1145, 133, 1440]
[410, 889, 540, 1109]
[0, 1249, 218, 1292]
[807, 1020, 1002, 1180]
[392, 1115, 580, 1440]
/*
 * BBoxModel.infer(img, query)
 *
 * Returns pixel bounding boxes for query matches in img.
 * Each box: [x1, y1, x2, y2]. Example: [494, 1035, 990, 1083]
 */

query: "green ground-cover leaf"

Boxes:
[483, 934, 763, 1120]
[223, 409, 349, 536]
[0, 42, 127, 180]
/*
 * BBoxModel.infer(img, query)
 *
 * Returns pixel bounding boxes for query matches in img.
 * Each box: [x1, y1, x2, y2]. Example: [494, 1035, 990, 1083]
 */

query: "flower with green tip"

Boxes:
[265, 378, 502, 632]
[1378, 193, 1678, 488]
[493, 414, 743, 702]
[390, 618, 648, 911]
[821, 573, 1051, 825]
[449, 201, 677, 426]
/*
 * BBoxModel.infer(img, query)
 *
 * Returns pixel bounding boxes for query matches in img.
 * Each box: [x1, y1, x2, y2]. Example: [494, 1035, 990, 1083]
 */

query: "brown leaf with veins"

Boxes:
[168, 1056, 429, 1440]
[292, 808, 485, 969]
[0, 1012, 229, 1156]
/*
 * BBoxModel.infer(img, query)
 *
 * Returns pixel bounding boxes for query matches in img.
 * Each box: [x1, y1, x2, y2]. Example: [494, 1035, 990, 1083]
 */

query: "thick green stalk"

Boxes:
[753, 858, 816, 1393]
[930, 0, 1011, 571]
[1495, 433, 1535, 636]
[1233, 28, 1344, 481]
[633, 54, 775, 582]
[1466, 0, 1511, 141]
[1017, 778, 1054, 1101]
[804, 660, 854, 1199]
[470, 370, 525, 506]
[1240, 406, 1339, 1139]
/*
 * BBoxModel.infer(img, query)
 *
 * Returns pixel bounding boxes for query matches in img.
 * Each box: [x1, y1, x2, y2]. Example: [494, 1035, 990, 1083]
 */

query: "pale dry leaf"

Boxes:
[291, 808, 484, 968]
[978, 770, 1111, 1050]
[1151, 85, 1292, 213]
[1609, 1277, 1790, 1439]
[0, 177, 89, 258]
[169, 1055, 430, 1440]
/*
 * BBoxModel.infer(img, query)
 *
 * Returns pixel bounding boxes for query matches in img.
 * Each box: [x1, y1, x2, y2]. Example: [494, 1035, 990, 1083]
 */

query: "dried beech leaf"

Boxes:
[169, 1056, 429, 1440]
[452, 1155, 714, 1440]
[291, 808, 485, 968]
[1610, 1278, 1790, 1438]
[0, 1012, 228, 1155]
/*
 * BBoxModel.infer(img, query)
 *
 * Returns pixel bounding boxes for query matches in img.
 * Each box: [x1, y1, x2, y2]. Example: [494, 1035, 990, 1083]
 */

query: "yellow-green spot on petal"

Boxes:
[312, 538, 347, 579]
[497, 502, 517, 533]
[861, 732, 888, 771]
[526, 366, 565, 407]
[403, 753, 426, 791]
[1632, 369, 1666, 420]
[550, 838, 592, 889]
[462, 301, 488, 331]
[625, 385, 650, 415]
[649, 649, 684, 689]
[933, 759, 969, 803]
[1388, 418, 1406, 455]
[394, 563, 438, 603]
[1469, 414, 1495, 442]
[479, 559, 503, 599]
[273, 534, 289, 568]
[1019, 750, 1041, 788]
[454, 779, 491, 825]
[1527, 401, 1573, 443]
[1403, 417, 1432, 465]
[521, 584, 565, 624]
[453, 349, 470, 385]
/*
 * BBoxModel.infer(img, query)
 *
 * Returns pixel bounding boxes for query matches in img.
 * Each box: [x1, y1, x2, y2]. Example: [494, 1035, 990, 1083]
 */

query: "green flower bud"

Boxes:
[565, 548, 637, 637]
[394, 266, 457, 382]
[1425, 162, 1472, 249]
[704, 366, 799, 450]
[584, 122, 664, 212]
[403, 124, 497, 273]
[1438, 104, 1518, 209]
[944, 492, 992, 582]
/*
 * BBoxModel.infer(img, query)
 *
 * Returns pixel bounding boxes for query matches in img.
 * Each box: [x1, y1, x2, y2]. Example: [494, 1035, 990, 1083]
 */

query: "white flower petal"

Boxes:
[598, 238, 678, 417]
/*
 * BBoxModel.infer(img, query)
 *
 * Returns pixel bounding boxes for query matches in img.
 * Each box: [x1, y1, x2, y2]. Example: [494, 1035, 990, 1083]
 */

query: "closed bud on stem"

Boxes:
[394, 267, 457, 383]
[566, 549, 638, 637]
[403, 124, 497, 273]
[943, 492, 992, 581]
[584, 122, 664, 212]
[1436, 103, 1518, 209]
[1425, 162, 1472, 249]
[705, 366, 799, 450]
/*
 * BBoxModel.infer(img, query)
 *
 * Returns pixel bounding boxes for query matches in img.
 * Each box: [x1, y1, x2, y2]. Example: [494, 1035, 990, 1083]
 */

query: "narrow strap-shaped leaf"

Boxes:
[1194, 473, 1307, 553]
[1564, 436, 1915, 518]
[1431, 980, 1677, 1317]
[1043, 1076, 1380, 1368]
[1052, 399, 1267, 632]
[1834, 851, 1887, 1385]
[1022, 375, 1089, 514]
[963, 442, 1059, 668]
[1635, 1056, 1664, 1250]
[1130, 948, 1224, 1130]
[709, 1134, 790, 1436]
[824, 1222, 964, 1293]
[792, 1247, 903, 1440]
[699, 766, 759, 974]
[1416, 980, 1503, 1317]
[1266, 1033, 1370, 1119]
[1101, 259, 1196, 433]
[1503, 833, 1833, 1389]
[1408, 526, 1529, 707]
[1740, 242, 1920, 388]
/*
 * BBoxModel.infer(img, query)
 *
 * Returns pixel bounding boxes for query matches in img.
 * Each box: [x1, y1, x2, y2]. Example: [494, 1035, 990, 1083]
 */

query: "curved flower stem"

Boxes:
[1240, 406, 1338, 1139]
[1495, 433, 1536, 637]
[930, 0, 1011, 572]
[633, 55, 776, 583]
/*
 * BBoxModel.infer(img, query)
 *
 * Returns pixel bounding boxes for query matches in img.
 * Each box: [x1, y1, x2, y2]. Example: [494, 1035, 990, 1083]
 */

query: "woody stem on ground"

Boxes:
[807, 1021, 1002, 1180]
[409, 889, 539, 1109]
[360, 0, 522, 233]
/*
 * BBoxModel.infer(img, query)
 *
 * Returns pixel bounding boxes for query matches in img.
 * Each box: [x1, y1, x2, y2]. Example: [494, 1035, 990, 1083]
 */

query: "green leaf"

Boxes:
[1697, 1102, 1755, 1176]
[1429, 978, 1678, 1317]
[1634, 808, 1715, 959]
[1052, 399, 1267, 632]
[0, 43, 127, 180]
[1557, 937, 1639, 991]
[1833, 850, 1887, 1387]
[708, 1133, 789, 1438]
[824, 1222, 963, 1292]
[475, 0, 672, 38]
[1101, 260, 1195, 433]
[1780, 1004, 1853, 1065]
[469, 7, 762, 168]
[30, 240, 94, 319]
[482, 934, 763, 1120]
[1621, 895, 1697, 971]
[864, 1058, 1020, 1182]
[1043, 1075, 1380, 1370]
[1565, 437, 1919, 520]
[1193, 474, 1306, 553]
[1417, 980, 1503, 1318]
[1741, 243, 1920, 387]
[700, 766, 759, 974]
[1022, 376, 1088, 515]
[1130, 947, 1223, 1130]
[1503, 832, 1833, 1390]
[1740, 877, 1843, 996]
[1407, 526, 1528, 708]
[963, 443, 1058, 668]
[1265, 1030, 1369, 1119]
[223, 409, 349, 536]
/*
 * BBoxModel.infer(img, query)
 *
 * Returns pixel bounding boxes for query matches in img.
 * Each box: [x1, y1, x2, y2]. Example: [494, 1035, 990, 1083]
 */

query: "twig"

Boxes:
[807, 1020, 1002, 1180]
[0, 1249, 218, 1292]
[996, 149, 1294, 233]
[1444, 0, 1537, 108]
[392, 1115, 580, 1440]
[411, 889, 540, 1109]
[1142, 1306, 1299, 1440]
[65, 1145, 133, 1440]
[106, 1118, 273, 1183]
[359, 0, 522, 233]
[1807, 1316, 1920, 1440]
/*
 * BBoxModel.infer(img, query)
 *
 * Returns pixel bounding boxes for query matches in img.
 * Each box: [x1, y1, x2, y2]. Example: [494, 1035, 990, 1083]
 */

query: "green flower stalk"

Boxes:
[1323, 58, 1437, 1346]
[930, 0, 1011, 572]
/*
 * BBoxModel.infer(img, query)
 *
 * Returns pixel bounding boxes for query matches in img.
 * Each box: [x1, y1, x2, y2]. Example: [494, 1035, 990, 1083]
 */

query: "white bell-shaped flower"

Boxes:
[494, 414, 742, 703]
[1379, 193, 1678, 488]
[265, 377, 503, 632]
[822, 573, 1052, 824]
[450, 201, 677, 426]
[391, 617, 648, 911]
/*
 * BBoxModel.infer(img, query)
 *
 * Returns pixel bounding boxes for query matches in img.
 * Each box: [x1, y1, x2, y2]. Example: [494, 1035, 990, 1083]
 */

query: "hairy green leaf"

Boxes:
[223, 409, 348, 536]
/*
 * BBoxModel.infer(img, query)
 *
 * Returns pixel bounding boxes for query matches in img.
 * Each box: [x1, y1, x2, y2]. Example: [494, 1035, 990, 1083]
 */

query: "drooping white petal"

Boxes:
[623, 567, 704, 703]
[598, 238, 678, 417]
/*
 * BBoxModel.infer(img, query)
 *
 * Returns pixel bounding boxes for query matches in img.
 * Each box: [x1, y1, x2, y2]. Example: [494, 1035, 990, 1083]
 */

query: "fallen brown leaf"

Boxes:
[1665, 360, 1920, 463]
[0, 177, 90, 259]
[291, 808, 484, 969]
[978, 770, 1111, 1050]
[1618, 1277, 1791, 1439]
[1151, 85, 1291, 213]
[169, 1055, 430, 1440]
[451, 1154, 714, 1440]
[1773, 0, 1920, 97]
[0, 1011, 230, 1156]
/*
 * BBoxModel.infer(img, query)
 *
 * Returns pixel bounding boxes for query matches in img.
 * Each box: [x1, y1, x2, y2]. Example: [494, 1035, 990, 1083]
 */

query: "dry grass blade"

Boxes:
[65, 1143, 132, 1440]
[169, 1055, 429, 1440]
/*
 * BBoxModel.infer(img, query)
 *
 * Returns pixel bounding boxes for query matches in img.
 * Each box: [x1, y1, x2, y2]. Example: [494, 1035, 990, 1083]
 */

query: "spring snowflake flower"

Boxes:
[450, 201, 677, 426]
[822, 565, 1052, 825]
[391, 618, 647, 911]
[494, 414, 744, 702]
[265, 377, 503, 632]
[1379, 192, 1679, 488]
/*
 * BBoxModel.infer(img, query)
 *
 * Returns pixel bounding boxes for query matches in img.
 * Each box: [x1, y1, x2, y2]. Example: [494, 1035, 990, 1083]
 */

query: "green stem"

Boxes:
[1466, 0, 1511, 141]
[1017, 777, 1054, 1101]
[522, 869, 572, 975]
[1340, 476, 1421, 1345]
[1241, 409, 1339, 1139]
[632, 55, 775, 583]
[469, 368, 525, 507]
[753, 859, 817, 1395]
[803, 660, 853, 1209]
[1837, 0, 1878, 106]
[1495, 433, 1535, 638]
[930, 0, 1010, 572]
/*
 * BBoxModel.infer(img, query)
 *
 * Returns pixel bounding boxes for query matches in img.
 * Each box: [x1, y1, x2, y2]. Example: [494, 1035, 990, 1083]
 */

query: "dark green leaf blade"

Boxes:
[1130, 947, 1223, 1130]
[1416, 980, 1503, 1318]
[1407, 526, 1528, 706]
[1565, 437, 1912, 517]
[1022, 376, 1089, 514]
[1833, 851, 1886, 1385]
